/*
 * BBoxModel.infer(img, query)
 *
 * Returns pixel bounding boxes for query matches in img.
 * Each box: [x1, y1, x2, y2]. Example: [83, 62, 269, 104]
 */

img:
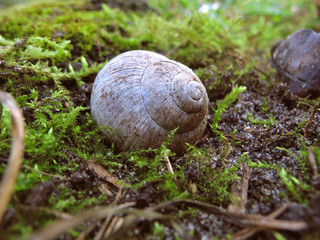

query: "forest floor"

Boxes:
[0, 0, 320, 239]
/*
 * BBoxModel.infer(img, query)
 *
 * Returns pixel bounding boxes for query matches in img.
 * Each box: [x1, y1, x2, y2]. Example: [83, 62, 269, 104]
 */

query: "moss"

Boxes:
[210, 85, 246, 139]
[278, 168, 311, 206]
[247, 113, 277, 127]
[50, 188, 107, 212]
[0, 0, 319, 239]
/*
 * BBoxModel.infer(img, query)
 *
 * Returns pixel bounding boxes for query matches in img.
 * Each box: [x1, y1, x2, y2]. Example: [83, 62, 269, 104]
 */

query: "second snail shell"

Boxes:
[90, 50, 209, 153]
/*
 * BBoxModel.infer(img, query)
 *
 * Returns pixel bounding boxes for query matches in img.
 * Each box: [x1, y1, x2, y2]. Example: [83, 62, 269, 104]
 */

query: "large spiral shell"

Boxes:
[90, 50, 208, 153]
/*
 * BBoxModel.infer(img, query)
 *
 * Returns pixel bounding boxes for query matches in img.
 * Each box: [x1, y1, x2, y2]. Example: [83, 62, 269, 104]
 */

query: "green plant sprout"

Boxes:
[247, 113, 277, 126]
[278, 168, 310, 206]
[210, 85, 246, 139]
[261, 96, 269, 112]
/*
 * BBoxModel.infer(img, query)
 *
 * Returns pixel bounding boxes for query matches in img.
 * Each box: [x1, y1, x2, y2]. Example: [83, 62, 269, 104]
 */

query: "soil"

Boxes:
[8, 77, 319, 240]
[0, 0, 320, 239]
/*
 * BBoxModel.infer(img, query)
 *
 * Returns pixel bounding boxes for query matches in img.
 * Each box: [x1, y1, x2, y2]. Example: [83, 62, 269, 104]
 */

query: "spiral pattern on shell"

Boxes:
[90, 50, 208, 153]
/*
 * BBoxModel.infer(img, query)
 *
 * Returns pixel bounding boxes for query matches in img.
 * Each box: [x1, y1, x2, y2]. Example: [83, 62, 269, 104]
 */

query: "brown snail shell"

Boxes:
[90, 50, 209, 153]
[271, 29, 320, 98]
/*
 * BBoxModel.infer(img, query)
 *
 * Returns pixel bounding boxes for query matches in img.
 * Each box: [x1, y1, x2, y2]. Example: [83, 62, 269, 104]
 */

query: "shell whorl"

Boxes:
[90, 50, 208, 153]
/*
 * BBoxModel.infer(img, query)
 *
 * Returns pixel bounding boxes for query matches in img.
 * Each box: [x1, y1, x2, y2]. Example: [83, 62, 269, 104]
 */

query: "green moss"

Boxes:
[0, 36, 71, 64]
[261, 96, 269, 112]
[278, 168, 311, 206]
[121, 129, 190, 200]
[311, 146, 320, 165]
[248, 113, 277, 127]
[0, 0, 319, 239]
[152, 221, 166, 238]
[210, 85, 246, 140]
[186, 144, 240, 203]
[14, 165, 50, 192]
[199, 163, 240, 203]
[0, 106, 12, 152]
[50, 188, 107, 212]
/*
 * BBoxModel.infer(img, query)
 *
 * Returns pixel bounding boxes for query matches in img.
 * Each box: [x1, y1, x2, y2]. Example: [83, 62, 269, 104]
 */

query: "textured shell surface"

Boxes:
[91, 50, 209, 153]
[271, 28, 320, 98]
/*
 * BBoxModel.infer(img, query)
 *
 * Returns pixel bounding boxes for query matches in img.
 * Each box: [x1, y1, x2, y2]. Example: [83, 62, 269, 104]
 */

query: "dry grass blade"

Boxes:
[31, 198, 308, 239]
[102, 210, 187, 240]
[231, 205, 289, 239]
[152, 199, 308, 231]
[87, 158, 121, 188]
[95, 188, 126, 239]
[228, 162, 251, 214]
[87, 158, 121, 196]
[23, 164, 67, 180]
[30, 202, 170, 240]
[231, 227, 264, 240]
[75, 220, 99, 240]
[102, 215, 123, 239]
[307, 147, 318, 177]
[17, 205, 73, 220]
[304, 103, 319, 138]
[165, 155, 174, 174]
[0, 91, 25, 224]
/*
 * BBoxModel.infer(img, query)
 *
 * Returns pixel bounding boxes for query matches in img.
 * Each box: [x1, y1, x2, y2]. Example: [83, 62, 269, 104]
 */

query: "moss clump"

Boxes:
[0, 0, 319, 239]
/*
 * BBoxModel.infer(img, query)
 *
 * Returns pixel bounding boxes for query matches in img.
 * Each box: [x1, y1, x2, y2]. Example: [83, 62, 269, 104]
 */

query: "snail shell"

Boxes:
[271, 29, 320, 98]
[90, 50, 208, 153]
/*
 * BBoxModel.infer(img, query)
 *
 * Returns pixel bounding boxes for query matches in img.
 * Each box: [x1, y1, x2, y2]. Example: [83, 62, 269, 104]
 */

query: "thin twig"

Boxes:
[152, 199, 307, 231]
[75, 220, 98, 240]
[307, 147, 318, 177]
[165, 156, 174, 174]
[23, 165, 67, 180]
[228, 162, 250, 214]
[95, 188, 126, 240]
[231, 205, 289, 240]
[31, 198, 307, 240]
[0, 91, 25, 224]
[87, 158, 121, 196]
[17, 205, 73, 220]
[225, 134, 245, 143]
[194, 131, 210, 146]
[103, 216, 123, 239]
[304, 103, 319, 138]
[239, 162, 250, 213]
[30, 202, 155, 240]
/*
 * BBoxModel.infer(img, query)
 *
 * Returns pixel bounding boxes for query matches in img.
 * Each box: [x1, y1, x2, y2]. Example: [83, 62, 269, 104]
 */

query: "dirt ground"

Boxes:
[1, 0, 320, 239]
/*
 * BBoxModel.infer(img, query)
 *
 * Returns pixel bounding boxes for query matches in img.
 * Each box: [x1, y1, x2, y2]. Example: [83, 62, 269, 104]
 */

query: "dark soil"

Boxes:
[9, 80, 319, 240]
[1, 0, 320, 239]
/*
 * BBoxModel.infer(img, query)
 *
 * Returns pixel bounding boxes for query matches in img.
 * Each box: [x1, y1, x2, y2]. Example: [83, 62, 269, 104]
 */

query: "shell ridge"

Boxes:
[139, 64, 166, 131]
[91, 50, 209, 153]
